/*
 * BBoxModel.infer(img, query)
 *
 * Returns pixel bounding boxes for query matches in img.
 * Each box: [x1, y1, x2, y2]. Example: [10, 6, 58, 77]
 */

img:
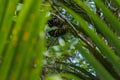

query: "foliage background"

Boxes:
[0, 0, 120, 80]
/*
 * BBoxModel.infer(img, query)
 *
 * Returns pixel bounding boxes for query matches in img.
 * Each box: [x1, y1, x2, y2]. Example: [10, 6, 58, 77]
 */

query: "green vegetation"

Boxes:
[0, 0, 120, 80]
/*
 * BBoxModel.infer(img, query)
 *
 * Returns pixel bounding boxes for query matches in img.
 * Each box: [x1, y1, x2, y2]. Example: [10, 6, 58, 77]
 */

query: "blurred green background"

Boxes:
[0, 0, 120, 80]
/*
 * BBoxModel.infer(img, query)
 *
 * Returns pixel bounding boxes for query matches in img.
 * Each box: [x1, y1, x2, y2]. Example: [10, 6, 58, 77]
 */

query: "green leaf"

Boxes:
[62, 3, 120, 75]
[77, 43, 115, 80]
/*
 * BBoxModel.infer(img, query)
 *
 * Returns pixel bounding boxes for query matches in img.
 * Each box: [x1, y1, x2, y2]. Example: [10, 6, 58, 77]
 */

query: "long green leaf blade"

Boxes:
[77, 43, 115, 80]
[63, 5, 120, 75]
[74, 0, 120, 56]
